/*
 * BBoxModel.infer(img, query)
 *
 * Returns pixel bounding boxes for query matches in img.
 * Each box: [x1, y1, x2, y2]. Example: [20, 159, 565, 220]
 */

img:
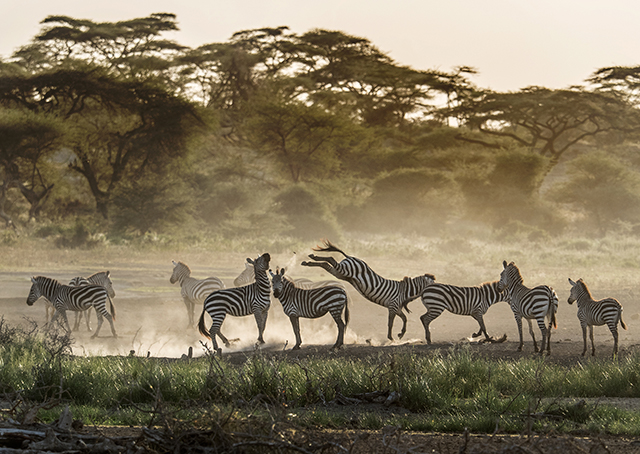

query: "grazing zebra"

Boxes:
[497, 261, 558, 354]
[198, 253, 271, 354]
[301, 240, 436, 341]
[568, 278, 627, 357]
[27, 276, 117, 338]
[270, 268, 349, 350]
[68, 271, 116, 332]
[170, 261, 225, 326]
[420, 281, 509, 343]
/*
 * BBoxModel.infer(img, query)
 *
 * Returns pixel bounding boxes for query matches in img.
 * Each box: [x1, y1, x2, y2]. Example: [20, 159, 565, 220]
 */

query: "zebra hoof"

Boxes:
[292, 345, 301, 350]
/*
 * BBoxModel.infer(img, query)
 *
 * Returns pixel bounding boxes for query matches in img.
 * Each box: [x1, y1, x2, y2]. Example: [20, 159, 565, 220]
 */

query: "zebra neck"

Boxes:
[253, 269, 271, 295]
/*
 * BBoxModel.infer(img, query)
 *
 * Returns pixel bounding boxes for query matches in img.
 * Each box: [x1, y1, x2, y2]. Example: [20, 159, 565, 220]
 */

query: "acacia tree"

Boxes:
[451, 86, 637, 171]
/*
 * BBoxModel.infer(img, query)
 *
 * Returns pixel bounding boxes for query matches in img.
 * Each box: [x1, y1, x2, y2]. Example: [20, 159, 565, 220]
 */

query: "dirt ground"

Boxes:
[2, 252, 640, 453]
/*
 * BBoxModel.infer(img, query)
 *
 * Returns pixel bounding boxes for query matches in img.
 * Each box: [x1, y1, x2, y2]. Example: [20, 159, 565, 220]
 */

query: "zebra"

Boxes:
[27, 276, 117, 338]
[270, 267, 349, 350]
[234, 262, 346, 291]
[198, 253, 271, 354]
[420, 281, 509, 343]
[301, 240, 436, 341]
[568, 278, 627, 357]
[497, 261, 558, 355]
[170, 261, 225, 326]
[68, 271, 116, 332]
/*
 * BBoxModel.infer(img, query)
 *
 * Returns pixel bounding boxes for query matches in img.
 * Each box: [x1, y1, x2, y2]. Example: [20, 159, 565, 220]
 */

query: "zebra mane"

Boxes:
[576, 278, 592, 297]
[505, 262, 524, 284]
[88, 270, 110, 280]
[33, 275, 61, 286]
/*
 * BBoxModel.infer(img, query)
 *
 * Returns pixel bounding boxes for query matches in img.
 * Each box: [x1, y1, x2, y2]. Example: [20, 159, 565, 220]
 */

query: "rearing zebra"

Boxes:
[234, 262, 346, 291]
[198, 253, 271, 354]
[68, 271, 116, 332]
[27, 276, 117, 338]
[170, 261, 225, 326]
[270, 268, 349, 350]
[568, 278, 627, 357]
[301, 240, 436, 341]
[420, 281, 509, 343]
[497, 261, 558, 355]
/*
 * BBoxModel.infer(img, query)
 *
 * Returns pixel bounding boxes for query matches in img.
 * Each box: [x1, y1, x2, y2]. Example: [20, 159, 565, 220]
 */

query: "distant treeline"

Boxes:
[2, 13, 640, 243]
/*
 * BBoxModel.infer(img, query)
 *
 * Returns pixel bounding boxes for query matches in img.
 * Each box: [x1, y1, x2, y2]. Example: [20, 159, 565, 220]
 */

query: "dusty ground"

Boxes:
[2, 251, 640, 452]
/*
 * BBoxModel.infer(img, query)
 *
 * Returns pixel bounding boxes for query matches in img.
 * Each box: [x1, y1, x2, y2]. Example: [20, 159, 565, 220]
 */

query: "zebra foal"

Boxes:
[27, 276, 117, 338]
[270, 268, 349, 350]
[301, 240, 435, 341]
[568, 278, 627, 357]
[198, 253, 271, 354]
[420, 281, 508, 343]
[170, 261, 225, 326]
[498, 261, 558, 355]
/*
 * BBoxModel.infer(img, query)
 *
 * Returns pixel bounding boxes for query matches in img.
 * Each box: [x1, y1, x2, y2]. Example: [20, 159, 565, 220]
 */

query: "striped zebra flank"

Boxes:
[568, 278, 627, 357]
[170, 261, 225, 326]
[498, 261, 558, 355]
[301, 240, 436, 341]
[420, 281, 509, 343]
[27, 276, 117, 338]
[198, 253, 271, 354]
[270, 268, 349, 350]
[68, 271, 115, 332]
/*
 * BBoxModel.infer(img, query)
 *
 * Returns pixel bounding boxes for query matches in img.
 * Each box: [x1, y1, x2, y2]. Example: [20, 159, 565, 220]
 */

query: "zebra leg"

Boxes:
[536, 318, 548, 356]
[514, 315, 524, 351]
[91, 312, 105, 338]
[305, 254, 339, 267]
[216, 331, 231, 348]
[73, 311, 81, 331]
[60, 310, 72, 333]
[208, 314, 227, 355]
[609, 323, 619, 357]
[589, 325, 596, 356]
[299, 260, 347, 280]
[581, 324, 588, 356]
[330, 309, 346, 349]
[254, 309, 268, 344]
[527, 319, 539, 353]
[420, 307, 444, 344]
[289, 316, 303, 350]
[396, 309, 408, 339]
[85, 308, 92, 332]
[471, 313, 490, 340]
[182, 297, 194, 326]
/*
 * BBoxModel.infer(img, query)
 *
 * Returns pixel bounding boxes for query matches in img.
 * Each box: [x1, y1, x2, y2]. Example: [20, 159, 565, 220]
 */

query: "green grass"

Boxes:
[1, 323, 640, 435]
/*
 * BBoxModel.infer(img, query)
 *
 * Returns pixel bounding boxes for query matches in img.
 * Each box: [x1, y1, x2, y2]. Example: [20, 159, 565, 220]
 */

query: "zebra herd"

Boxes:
[24, 240, 627, 357]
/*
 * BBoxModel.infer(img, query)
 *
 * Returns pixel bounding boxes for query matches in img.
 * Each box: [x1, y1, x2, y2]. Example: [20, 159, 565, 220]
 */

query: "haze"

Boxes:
[3, 0, 640, 92]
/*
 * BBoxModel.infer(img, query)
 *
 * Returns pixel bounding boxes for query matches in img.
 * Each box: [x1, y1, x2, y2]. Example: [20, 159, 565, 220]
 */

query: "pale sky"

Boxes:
[2, 0, 640, 92]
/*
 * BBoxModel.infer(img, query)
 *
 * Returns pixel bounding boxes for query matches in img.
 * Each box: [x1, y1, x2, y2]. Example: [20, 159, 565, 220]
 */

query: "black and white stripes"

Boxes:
[170, 261, 225, 326]
[498, 261, 558, 355]
[568, 278, 627, 356]
[198, 253, 271, 354]
[420, 281, 508, 343]
[27, 276, 117, 338]
[301, 240, 435, 341]
[270, 268, 349, 350]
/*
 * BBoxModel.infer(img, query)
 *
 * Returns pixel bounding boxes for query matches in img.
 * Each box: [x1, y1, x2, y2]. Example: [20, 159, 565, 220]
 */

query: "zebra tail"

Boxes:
[198, 309, 211, 339]
[108, 296, 116, 320]
[620, 311, 628, 330]
[401, 299, 412, 314]
[313, 240, 347, 257]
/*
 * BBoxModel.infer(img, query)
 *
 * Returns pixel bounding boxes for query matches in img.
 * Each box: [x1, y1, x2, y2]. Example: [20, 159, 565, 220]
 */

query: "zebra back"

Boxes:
[270, 269, 349, 323]
[421, 281, 508, 315]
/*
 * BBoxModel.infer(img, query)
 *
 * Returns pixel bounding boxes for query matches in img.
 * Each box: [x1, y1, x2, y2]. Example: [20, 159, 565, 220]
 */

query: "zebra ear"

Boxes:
[568, 278, 576, 286]
[280, 268, 286, 276]
[172, 260, 177, 266]
[269, 269, 275, 278]
[502, 260, 507, 269]
[106, 271, 110, 277]
[31, 277, 36, 284]
[247, 257, 255, 265]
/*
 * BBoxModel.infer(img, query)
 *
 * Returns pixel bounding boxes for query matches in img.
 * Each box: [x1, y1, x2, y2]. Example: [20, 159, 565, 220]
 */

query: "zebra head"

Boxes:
[247, 253, 271, 273]
[170, 261, 190, 284]
[497, 261, 521, 293]
[269, 268, 287, 299]
[568, 278, 588, 304]
[26, 277, 43, 306]
[94, 271, 116, 298]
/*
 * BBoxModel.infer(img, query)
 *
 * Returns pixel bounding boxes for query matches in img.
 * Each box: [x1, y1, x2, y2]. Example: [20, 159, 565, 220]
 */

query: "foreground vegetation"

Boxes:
[2, 319, 640, 437]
